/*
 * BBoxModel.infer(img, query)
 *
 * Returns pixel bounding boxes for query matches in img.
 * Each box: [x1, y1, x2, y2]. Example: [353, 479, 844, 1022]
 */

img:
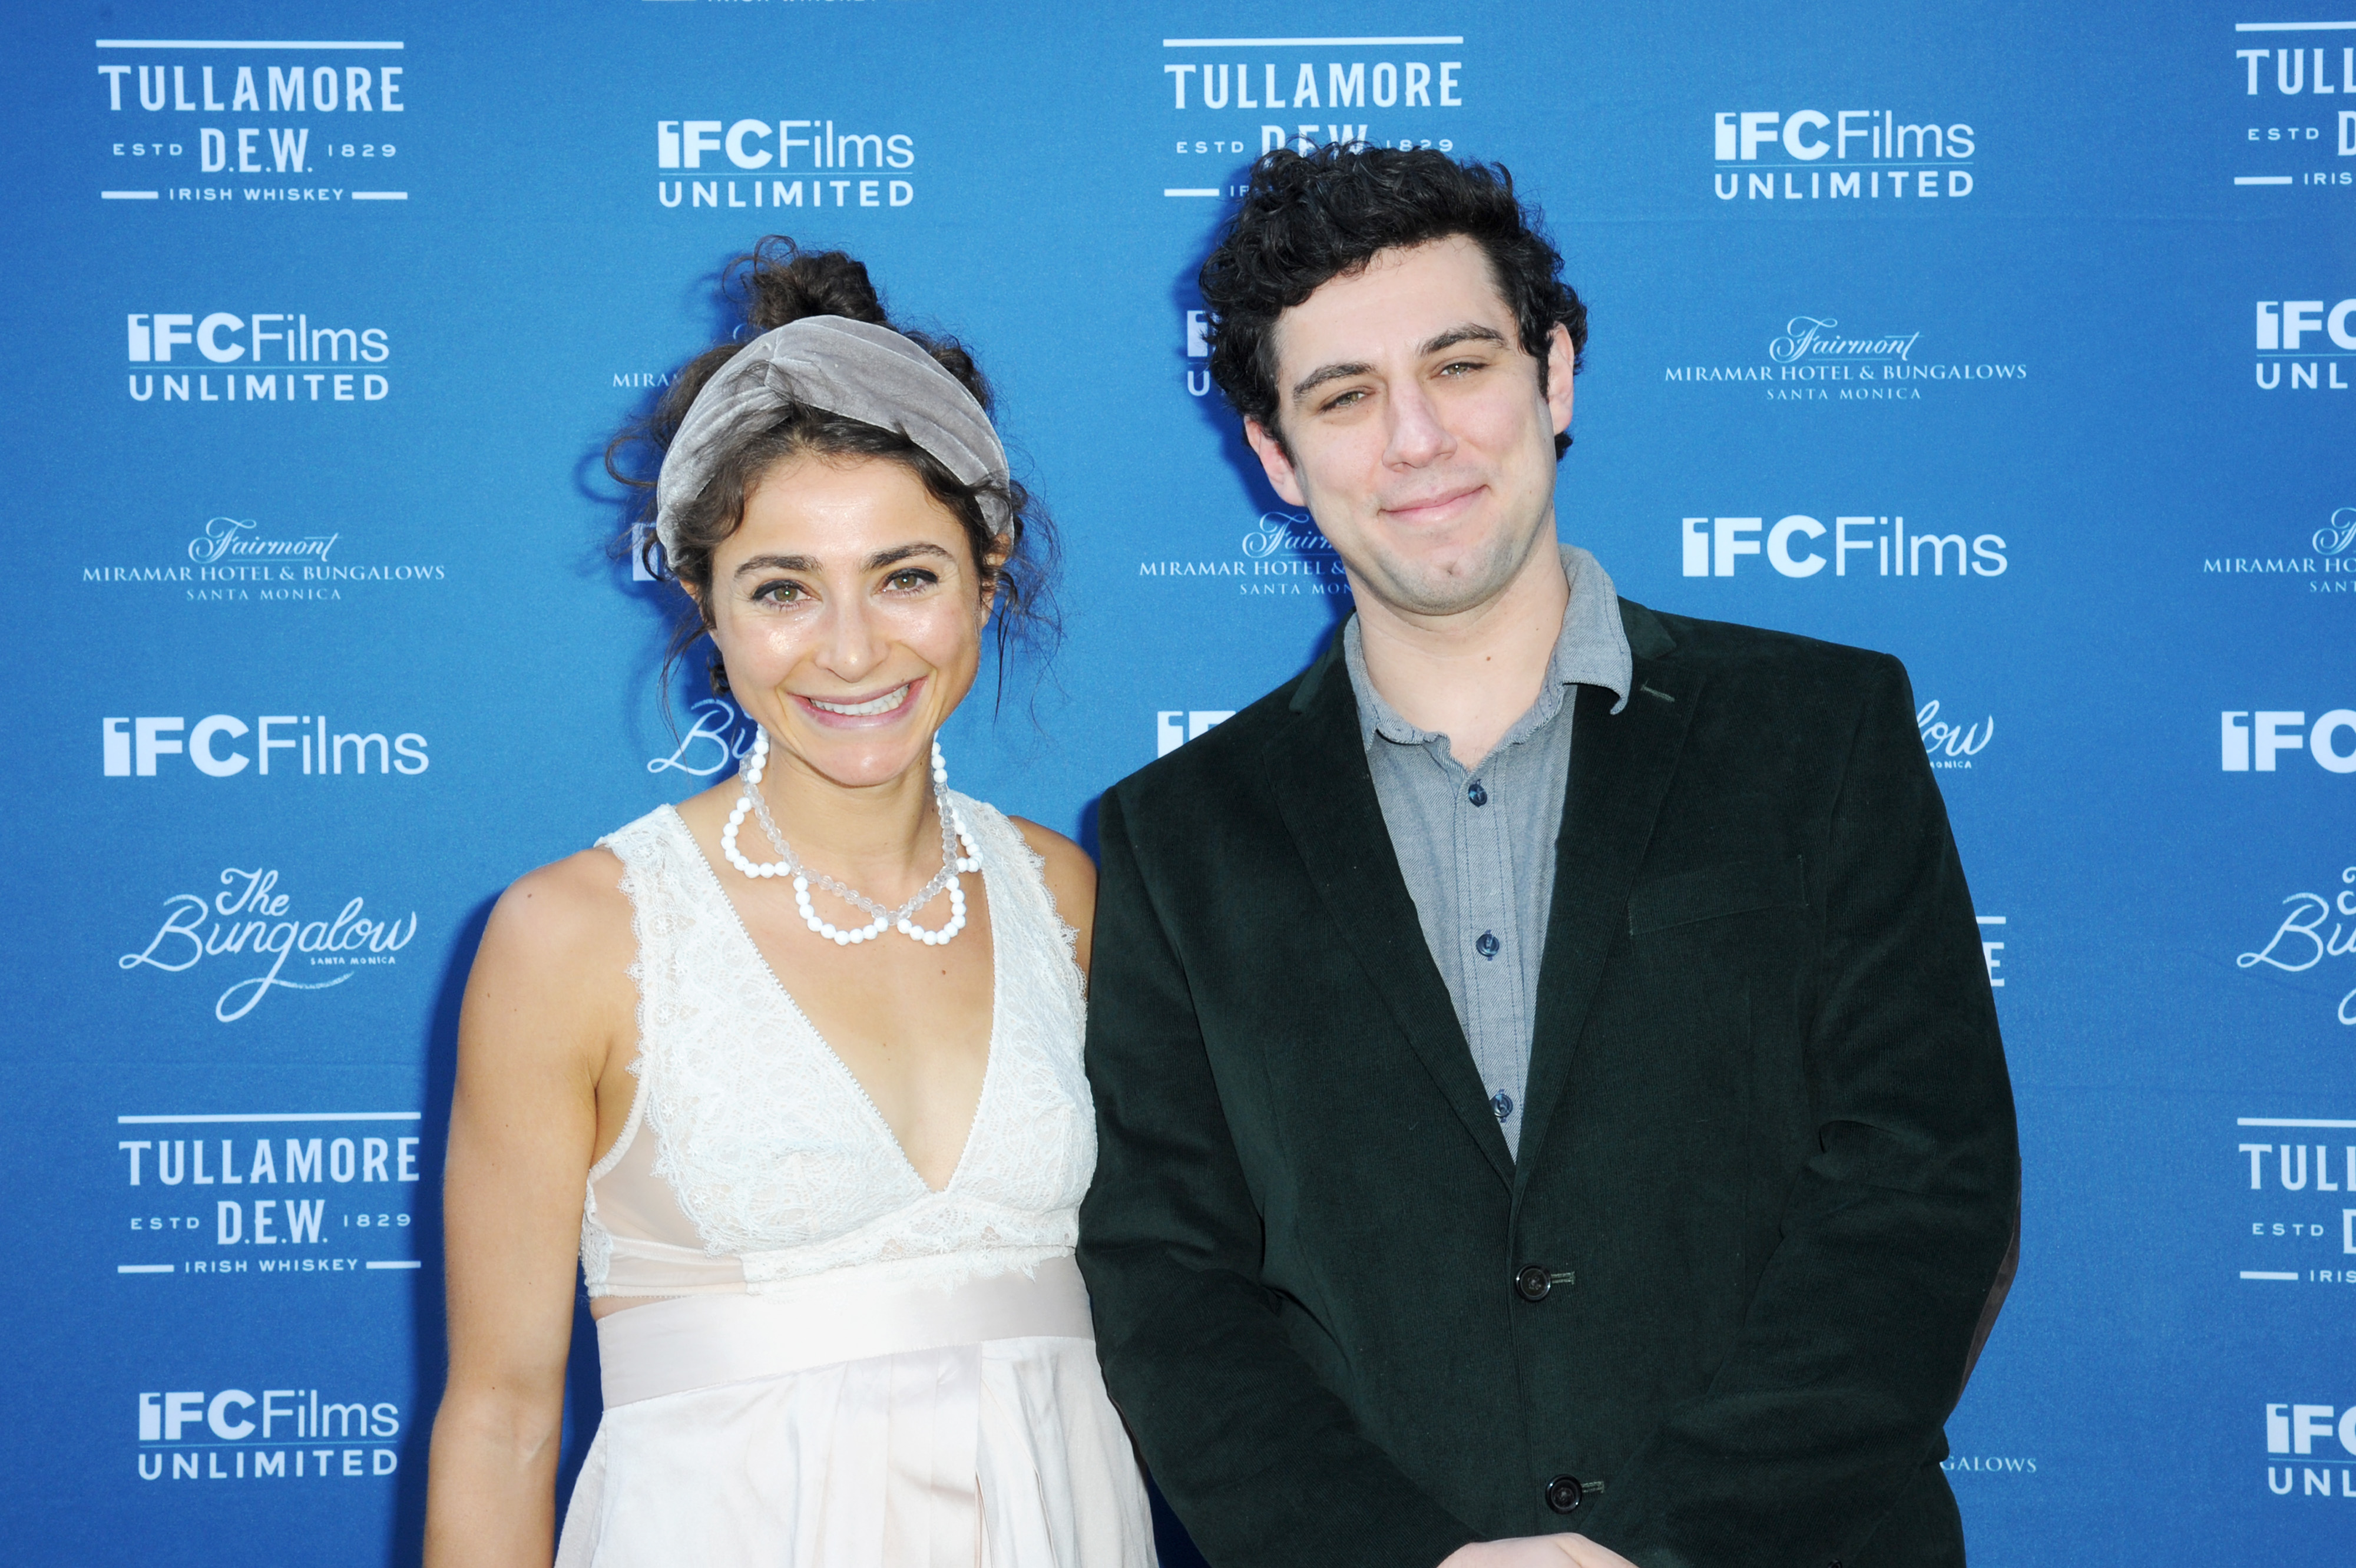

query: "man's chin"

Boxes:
[1362, 542, 1532, 618]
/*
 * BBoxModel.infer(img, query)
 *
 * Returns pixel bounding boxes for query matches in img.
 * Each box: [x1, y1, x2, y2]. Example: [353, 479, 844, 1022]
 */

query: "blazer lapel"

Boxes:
[1514, 623, 1701, 1190]
[1266, 637, 1516, 1187]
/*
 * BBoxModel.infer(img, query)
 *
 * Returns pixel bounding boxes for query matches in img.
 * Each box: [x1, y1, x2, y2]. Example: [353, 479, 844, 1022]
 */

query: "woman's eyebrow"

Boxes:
[733, 553, 819, 578]
[864, 542, 955, 571]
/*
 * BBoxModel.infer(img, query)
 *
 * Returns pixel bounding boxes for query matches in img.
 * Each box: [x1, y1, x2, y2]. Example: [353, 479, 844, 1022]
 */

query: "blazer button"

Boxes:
[1544, 1474, 1586, 1515]
[1514, 1264, 1552, 1302]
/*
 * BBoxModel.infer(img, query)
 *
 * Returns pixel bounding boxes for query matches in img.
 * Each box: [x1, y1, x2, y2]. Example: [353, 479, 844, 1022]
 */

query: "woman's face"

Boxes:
[702, 453, 994, 793]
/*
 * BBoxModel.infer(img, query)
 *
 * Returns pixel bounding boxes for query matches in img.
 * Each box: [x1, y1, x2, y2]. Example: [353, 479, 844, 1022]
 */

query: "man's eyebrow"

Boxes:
[1290, 360, 1373, 405]
[1286, 325, 1512, 406]
[1419, 323, 1508, 357]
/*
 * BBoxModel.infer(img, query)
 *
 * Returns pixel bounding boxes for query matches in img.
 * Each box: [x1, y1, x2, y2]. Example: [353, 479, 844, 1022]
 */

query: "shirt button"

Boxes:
[1475, 931, 1500, 959]
[1467, 780, 1488, 806]
[1490, 1091, 1514, 1120]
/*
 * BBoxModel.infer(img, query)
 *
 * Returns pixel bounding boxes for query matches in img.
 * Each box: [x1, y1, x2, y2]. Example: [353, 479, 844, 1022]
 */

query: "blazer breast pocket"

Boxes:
[1627, 854, 1808, 937]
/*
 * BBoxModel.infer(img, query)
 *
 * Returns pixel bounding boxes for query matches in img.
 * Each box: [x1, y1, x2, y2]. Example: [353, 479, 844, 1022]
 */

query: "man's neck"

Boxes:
[1354, 536, 1571, 768]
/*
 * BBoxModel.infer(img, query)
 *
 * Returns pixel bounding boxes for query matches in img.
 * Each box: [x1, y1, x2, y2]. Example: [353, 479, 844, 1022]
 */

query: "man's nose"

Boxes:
[1384, 379, 1452, 467]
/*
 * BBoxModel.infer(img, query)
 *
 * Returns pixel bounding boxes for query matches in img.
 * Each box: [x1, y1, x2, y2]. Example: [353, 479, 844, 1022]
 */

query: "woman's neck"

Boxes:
[744, 752, 942, 902]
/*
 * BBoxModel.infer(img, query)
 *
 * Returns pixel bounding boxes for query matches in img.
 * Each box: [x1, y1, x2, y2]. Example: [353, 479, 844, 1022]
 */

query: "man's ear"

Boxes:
[1243, 418, 1309, 507]
[1544, 321, 1576, 437]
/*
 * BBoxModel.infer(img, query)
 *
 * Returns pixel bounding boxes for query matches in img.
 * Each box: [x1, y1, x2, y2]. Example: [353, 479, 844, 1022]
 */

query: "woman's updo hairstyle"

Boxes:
[610, 236, 1055, 697]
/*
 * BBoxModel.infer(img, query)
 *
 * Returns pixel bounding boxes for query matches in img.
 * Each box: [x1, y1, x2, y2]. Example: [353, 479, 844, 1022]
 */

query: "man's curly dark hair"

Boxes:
[1197, 144, 1587, 459]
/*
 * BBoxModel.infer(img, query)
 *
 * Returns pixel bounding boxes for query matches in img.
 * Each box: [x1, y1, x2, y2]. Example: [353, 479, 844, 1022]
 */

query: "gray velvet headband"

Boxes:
[655, 315, 1011, 554]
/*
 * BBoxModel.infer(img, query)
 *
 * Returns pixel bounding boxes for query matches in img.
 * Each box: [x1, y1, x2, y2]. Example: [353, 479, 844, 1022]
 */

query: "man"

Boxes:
[1077, 145, 2019, 1568]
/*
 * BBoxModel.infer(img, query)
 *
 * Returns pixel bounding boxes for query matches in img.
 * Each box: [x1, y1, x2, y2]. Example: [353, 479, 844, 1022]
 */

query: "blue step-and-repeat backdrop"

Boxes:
[2, 1, 2351, 1562]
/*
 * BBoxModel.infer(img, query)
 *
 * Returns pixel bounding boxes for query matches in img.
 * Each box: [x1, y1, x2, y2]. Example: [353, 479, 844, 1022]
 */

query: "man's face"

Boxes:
[1244, 235, 1575, 620]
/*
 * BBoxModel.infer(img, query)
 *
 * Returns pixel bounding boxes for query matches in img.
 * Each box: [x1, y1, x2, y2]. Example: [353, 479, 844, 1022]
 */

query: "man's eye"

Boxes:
[1321, 388, 1367, 412]
[1438, 359, 1484, 376]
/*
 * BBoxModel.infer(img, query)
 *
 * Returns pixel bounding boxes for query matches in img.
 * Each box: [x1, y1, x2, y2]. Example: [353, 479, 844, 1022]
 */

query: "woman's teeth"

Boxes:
[809, 684, 911, 717]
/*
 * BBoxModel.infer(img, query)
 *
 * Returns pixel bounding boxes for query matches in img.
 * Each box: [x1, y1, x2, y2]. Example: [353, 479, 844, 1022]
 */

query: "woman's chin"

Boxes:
[777, 742, 932, 795]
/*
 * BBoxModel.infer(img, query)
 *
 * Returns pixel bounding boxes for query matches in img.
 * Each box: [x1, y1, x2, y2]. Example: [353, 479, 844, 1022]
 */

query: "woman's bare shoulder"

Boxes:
[1006, 818, 1096, 899]
[476, 846, 636, 983]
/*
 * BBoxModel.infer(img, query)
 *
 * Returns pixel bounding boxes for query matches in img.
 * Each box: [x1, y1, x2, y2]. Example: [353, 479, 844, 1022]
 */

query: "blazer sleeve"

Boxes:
[1578, 654, 2021, 1568]
[1077, 786, 1480, 1568]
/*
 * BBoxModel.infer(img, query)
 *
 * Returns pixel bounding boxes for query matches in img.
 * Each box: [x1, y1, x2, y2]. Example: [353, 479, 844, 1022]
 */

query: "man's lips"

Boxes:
[1379, 483, 1485, 527]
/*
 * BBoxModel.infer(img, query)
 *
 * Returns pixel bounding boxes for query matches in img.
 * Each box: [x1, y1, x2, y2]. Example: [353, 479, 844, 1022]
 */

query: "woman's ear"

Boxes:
[978, 542, 1008, 628]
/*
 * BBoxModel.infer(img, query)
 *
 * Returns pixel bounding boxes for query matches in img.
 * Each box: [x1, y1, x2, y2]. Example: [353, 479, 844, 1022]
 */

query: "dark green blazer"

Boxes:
[1077, 598, 2019, 1568]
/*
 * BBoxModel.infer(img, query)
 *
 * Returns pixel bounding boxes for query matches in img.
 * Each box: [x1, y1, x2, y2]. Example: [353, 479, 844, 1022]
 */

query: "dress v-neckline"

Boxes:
[662, 803, 1002, 1197]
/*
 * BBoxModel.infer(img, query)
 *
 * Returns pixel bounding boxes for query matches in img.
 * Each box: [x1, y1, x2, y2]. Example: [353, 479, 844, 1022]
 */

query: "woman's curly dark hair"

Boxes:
[1198, 145, 1587, 458]
[607, 237, 1057, 700]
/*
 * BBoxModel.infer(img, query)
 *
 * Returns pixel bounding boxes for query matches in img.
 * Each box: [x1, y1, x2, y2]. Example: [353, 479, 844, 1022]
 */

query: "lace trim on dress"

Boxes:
[581, 824, 669, 1294]
[1001, 817, 1087, 1012]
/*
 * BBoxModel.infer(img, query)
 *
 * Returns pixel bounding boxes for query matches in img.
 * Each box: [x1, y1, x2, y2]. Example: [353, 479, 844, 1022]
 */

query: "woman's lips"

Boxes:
[795, 677, 924, 728]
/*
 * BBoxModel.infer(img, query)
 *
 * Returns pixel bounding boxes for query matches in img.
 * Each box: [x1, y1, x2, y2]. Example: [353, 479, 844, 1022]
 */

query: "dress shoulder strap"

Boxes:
[593, 806, 712, 1075]
[954, 793, 1084, 1013]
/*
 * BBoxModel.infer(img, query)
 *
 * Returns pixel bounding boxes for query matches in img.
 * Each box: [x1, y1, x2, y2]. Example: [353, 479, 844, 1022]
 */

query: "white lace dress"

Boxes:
[555, 798, 1155, 1568]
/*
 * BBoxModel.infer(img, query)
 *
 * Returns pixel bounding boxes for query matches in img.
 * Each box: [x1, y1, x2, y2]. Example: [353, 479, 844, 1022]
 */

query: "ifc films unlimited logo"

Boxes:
[1709, 108, 1975, 206]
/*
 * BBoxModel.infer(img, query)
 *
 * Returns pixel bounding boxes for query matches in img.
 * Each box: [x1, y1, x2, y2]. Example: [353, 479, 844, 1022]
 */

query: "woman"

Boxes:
[425, 239, 1156, 1567]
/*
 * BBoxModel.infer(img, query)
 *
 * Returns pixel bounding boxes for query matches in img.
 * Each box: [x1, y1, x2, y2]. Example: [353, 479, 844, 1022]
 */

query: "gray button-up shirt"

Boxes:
[1342, 545, 1632, 1156]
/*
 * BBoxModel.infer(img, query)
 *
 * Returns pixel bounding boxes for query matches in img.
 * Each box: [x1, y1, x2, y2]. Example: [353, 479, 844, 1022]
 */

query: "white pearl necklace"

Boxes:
[720, 728, 981, 947]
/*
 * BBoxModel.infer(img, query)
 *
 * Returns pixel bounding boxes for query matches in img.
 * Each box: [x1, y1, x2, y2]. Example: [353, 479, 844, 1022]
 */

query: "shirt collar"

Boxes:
[1343, 544, 1634, 755]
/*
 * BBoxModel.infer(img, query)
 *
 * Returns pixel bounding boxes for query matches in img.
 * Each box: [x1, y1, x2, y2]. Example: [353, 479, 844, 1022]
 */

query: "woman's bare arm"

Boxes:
[424, 851, 635, 1568]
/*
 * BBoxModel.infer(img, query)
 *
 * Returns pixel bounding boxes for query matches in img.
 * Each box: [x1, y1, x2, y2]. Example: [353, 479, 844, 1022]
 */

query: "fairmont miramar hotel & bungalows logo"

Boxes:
[1664, 316, 2028, 402]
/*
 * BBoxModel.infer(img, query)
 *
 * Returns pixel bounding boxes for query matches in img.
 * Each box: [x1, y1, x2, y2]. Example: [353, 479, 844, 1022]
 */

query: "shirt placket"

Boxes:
[1452, 742, 1527, 1153]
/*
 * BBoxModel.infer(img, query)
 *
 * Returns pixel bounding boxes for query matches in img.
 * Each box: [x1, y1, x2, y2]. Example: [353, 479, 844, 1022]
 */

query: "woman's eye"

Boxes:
[885, 568, 938, 591]
[754, 580, 805, 604]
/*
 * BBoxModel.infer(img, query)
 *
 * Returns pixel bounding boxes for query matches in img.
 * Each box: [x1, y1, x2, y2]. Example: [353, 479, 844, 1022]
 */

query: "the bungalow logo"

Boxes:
[1917, 700, 1993, 770]
[2236, 865, 2356, 1027]
[118, 868, 419, 1023]
[648, 697, 755, 778]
